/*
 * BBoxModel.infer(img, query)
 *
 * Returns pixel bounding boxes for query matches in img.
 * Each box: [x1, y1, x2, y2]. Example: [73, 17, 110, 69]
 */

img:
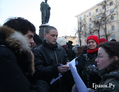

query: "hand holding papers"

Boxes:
[50, 58, 76, 85]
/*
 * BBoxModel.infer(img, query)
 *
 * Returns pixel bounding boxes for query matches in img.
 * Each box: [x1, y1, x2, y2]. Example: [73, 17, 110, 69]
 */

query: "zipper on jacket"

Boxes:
[54, 51, 58, 64]
[54, 51, 61, 92]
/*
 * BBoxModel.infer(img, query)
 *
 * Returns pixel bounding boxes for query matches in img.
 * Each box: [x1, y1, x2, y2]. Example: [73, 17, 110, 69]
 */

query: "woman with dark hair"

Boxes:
[72, 41, 119, 92]
[94, 41, 119, 92]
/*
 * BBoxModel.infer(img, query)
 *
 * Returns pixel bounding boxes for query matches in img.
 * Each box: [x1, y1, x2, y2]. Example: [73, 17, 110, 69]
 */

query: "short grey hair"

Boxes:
[45, 26, 57, 34]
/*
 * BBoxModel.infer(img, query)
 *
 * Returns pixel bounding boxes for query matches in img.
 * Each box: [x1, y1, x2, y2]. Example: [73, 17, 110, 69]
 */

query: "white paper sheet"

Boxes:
[69, 63, 88, 92]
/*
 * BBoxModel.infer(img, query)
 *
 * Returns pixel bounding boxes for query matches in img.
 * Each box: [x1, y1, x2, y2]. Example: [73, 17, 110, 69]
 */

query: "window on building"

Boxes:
[104, 28, 106, 33]
[89, 12, 91, 16]
[102, 13, 105, 17]
[84, 20, 86, 23]
[96, 15, 99, 19]
[96, 9, 98, 12]
[112, 25, 115, 31]
[111, 15, 114, 20]
[84, 15, 86, 18]
[80, 27, 82, 30]
[85, 33, 87, 37]
[80, 17, 81, 20]
[112, 34, 116, 39]
[80, 35, 82, 38]
[102, 5, 105, 9]
[80, 22, 82, 25]
[84, 26, 86, 29]
[89, 23, 92, 28]
[110, 8, 114, 13]
[110, 1, 113, 6]
[85, 40, 87, 44]
[89, 18, 92, 22]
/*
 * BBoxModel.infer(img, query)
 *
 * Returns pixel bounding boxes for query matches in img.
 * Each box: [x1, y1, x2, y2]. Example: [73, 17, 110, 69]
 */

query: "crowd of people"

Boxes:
[0, 16, 119, 92]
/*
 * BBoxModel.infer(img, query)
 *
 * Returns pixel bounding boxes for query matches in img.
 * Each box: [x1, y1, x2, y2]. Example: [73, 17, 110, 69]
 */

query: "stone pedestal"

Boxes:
[39, 23, 50, 41]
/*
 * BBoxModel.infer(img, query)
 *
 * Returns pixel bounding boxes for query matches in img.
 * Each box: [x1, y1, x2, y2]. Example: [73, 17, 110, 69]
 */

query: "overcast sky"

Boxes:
[0, 0, 103, 37]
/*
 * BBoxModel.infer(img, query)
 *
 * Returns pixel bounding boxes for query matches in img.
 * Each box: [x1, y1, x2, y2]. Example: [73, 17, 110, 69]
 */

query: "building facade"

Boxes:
[76, 0, 119, 46]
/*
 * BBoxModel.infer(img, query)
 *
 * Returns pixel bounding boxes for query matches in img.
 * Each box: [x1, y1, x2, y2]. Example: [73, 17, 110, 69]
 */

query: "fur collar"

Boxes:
[0, 26, 29, 53]
[0, 26, 35, 76]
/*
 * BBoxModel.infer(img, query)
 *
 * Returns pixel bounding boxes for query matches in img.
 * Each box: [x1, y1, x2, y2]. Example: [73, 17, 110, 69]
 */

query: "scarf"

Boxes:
[43, 40, 57, 50]
[86, 48, 98, 53]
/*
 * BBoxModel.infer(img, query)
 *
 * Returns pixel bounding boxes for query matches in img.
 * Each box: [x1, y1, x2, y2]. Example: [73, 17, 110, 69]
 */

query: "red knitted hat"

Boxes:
[98, 38, 107, 44]
[86, 35, 99, 45]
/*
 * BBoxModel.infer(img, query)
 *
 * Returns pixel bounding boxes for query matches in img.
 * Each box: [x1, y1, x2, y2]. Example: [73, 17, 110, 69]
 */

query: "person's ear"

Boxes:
[113, 56, 119, 61]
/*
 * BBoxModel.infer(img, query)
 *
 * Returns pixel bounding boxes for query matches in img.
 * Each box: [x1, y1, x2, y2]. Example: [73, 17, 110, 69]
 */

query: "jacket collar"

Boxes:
[0, 26, 35, 76]
[43, 40, 58, 50]
[0, 26, 30, 53]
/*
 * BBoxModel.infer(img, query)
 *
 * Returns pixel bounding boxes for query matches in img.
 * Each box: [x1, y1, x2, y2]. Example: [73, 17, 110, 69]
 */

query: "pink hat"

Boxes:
[98, 38, 107, 44]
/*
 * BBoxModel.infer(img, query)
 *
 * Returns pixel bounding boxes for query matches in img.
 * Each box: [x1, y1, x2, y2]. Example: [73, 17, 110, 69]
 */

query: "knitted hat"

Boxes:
[68, 41, 73, 45]
[56, 37, 67, 46]
[98, 38, 107, 44]
[86, 35, 99, 45]
[33, 34, 42, 46]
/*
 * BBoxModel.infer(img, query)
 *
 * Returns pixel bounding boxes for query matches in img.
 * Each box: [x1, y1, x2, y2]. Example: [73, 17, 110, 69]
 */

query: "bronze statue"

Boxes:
[40, 0, 51, 24]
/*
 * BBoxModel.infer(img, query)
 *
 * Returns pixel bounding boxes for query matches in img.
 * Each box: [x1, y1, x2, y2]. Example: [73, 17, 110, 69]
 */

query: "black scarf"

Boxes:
[43, 40, 58, 50]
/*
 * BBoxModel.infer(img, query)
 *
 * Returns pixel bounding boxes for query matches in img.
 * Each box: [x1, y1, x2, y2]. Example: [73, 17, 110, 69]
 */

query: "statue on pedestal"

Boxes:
[39, 0, 51, 41]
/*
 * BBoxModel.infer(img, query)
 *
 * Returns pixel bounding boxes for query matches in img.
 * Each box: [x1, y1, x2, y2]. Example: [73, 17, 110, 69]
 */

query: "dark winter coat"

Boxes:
[76, 51, 101, 88]
[0, 26, 49, 92]
[96, 69, 119, 92]
[33, 41, 74, 92]
[62, 45, 75, 61]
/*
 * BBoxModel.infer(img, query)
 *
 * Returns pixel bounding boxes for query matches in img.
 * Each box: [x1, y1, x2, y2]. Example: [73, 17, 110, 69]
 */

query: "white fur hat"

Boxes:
[57, 37, 67, 46]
